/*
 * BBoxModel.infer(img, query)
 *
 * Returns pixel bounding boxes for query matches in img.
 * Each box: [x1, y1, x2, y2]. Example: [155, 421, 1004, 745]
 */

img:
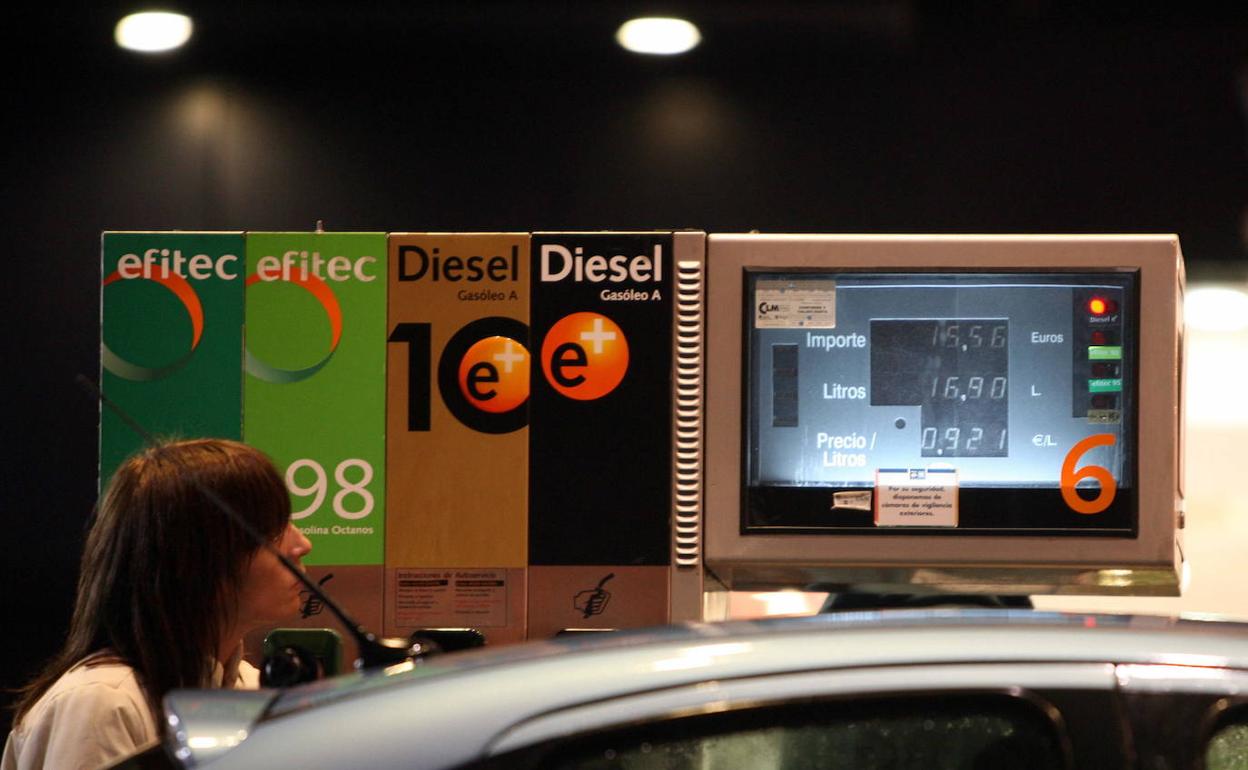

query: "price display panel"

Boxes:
[745, 271, 1137, 535]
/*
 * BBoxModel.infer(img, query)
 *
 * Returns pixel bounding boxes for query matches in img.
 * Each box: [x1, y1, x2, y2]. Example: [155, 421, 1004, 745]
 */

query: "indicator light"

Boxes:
[1088, 297, 1118, 316]
[1090, 330, 1108, 345]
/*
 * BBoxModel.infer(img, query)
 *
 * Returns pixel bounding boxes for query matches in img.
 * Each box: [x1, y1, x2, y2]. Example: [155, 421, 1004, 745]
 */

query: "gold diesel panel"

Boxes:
[386, 233, 530, 644]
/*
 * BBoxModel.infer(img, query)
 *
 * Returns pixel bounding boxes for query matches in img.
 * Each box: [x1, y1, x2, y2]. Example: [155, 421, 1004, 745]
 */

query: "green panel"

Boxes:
[100, 232, 245, 492]
[1088, 378, 1124, 393]
[1088, 346, 1123, 360]
[243, 233, 387, 566]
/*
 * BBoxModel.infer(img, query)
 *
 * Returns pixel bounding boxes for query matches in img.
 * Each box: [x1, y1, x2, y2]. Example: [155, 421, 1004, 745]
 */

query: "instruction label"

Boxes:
[394, 568, 508, 627]
[874, 468, 959, 527]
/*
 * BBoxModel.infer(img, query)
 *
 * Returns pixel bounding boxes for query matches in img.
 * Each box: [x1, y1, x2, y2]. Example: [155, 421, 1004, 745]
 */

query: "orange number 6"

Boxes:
[1060, 433, 1117, 515]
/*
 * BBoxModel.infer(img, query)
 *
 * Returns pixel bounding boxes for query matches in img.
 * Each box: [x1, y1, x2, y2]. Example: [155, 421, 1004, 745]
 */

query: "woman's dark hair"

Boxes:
[13, 439, 291, 724]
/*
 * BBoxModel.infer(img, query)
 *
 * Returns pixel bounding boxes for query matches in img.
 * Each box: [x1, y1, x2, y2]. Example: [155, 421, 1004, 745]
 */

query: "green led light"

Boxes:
[1088, 346, 1122, 360]
[1088, 378, 1123, 393]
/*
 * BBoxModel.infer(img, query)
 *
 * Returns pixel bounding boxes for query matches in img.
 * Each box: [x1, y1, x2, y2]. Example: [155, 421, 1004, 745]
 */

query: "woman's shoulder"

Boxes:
[57, 656, 141, 689]
[22, 655, 150, 726]
[7, 656, 159, 770]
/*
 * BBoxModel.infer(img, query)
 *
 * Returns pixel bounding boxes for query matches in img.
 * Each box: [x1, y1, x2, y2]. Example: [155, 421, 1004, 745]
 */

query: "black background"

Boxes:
[871, 319, 1010, 457]
[4, 1, 1248, 737]
[745, 486, 1136, 534]
[528, 233, 672, 565]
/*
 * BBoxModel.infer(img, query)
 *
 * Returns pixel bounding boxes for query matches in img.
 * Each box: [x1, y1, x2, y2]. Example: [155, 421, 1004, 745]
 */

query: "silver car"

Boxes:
[119, 611, 1248, 769]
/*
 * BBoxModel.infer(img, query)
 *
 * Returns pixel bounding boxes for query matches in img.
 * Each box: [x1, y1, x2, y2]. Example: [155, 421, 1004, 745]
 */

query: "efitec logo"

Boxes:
[101, 249, 239, 381]
[243, 271, 343, 384]
[541, 312, 629, 400]
[243, 251, 376, 384]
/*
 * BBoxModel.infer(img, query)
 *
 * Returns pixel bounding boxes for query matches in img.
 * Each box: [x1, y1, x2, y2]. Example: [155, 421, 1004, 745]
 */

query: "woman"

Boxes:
[3, 439, 312, 770]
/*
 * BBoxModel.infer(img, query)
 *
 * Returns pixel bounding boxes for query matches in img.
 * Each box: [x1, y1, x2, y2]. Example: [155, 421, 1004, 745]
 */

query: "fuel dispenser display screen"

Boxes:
[745, 271, 1138, 535]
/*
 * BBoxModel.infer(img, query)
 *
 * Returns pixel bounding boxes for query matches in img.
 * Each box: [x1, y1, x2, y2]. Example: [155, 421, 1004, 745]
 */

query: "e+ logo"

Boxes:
[541, 312, 629, 400]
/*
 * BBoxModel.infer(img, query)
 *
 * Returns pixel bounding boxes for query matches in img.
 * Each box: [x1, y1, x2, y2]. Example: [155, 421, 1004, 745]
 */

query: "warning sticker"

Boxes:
[754, 280, 837, 329]
[394, 568, 508, 628]
[874, 468, 959, 527]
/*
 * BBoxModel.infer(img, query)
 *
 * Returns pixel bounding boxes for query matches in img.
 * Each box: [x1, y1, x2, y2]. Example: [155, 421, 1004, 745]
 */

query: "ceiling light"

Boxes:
[115, 12, 194, 53]
[1185, 286, 1248, 332]
[616, 17, 701, 56]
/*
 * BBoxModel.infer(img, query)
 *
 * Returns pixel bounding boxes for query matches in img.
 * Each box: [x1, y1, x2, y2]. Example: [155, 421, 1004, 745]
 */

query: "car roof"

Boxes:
[275, 609, 1248, 710]
[169, 610, 1248, 769]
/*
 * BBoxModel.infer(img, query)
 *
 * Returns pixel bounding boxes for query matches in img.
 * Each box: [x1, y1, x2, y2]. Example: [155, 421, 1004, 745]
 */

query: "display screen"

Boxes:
[745, 271, 1137, 535]
[870, 319, 1010, 458]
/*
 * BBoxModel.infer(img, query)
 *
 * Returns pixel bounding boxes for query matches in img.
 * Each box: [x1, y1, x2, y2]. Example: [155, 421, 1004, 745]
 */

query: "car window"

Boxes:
[1206, 707, 1248, 770]
[495, 694, 1067, 770]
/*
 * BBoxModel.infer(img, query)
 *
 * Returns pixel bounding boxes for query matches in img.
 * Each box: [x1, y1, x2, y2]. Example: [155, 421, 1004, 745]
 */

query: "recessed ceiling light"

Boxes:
[1185, 286, 1248, 332]
[115, 11, 194, 53]
[616, 17, 701, 56]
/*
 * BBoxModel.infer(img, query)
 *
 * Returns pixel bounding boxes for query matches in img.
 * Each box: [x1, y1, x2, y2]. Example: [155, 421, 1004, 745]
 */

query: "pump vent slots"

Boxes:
[673, 258, 704, 566]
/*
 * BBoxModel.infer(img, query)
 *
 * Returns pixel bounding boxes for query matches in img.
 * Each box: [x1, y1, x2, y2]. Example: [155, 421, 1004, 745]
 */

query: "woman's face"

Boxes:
[235, 522, 313, 630]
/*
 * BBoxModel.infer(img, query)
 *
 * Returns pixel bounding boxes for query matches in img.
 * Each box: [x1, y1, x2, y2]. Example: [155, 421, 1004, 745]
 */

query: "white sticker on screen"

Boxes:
[874, 468, 959, 527]
[832, 490, 873, 511]
[754, 280, 837, 329]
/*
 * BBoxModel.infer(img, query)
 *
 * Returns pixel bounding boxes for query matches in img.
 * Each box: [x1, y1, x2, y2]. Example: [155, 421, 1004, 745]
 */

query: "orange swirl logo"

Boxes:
[101, 270, 204, 381]
[244, 272, 343, 384]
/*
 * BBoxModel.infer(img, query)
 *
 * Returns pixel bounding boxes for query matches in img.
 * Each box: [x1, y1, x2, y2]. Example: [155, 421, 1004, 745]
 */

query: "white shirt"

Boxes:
[2, 651, 259, 770]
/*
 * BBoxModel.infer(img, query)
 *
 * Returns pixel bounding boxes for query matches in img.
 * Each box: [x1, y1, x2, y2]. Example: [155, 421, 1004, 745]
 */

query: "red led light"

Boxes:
[1090, 330, 1108, 345]
[1087, 297, 1119, 316]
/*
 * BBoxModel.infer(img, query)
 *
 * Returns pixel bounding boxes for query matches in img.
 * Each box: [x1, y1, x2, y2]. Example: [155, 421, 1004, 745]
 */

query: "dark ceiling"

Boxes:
[10, 1, 1246, 270]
